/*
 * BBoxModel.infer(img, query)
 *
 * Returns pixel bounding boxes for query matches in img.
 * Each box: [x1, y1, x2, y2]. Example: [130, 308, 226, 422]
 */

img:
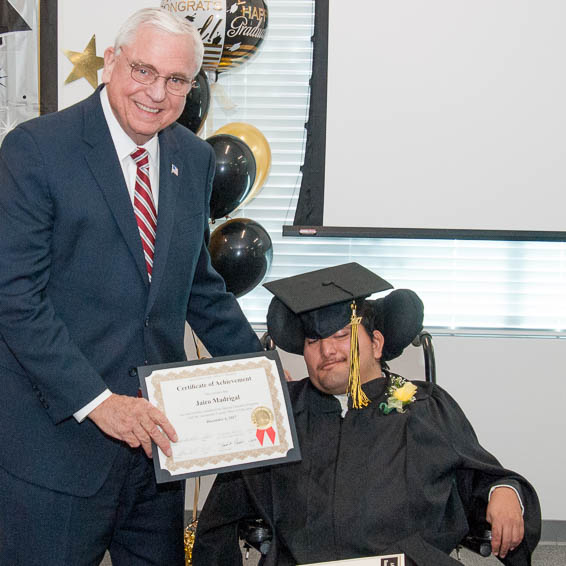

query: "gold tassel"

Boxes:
[347, 301, 370, 409]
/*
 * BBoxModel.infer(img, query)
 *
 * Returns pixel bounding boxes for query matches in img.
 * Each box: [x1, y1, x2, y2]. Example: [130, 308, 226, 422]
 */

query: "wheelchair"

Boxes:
[238, 330, 493, 563]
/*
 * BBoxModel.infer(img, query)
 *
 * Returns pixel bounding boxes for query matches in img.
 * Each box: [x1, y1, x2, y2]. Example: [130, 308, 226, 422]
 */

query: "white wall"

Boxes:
[185, 327, 566, 520]
[429, 334, 566, 521]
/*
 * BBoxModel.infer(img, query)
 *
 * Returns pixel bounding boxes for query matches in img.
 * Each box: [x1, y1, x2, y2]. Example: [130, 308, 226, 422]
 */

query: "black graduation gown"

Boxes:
[193, 376, 541, 566]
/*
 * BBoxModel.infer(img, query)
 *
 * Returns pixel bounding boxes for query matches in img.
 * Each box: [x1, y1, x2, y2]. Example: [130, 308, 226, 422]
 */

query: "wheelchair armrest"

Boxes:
[260, 332, 276, 351]
[238, 518, 273, 556]
[460, 529, 492, 558]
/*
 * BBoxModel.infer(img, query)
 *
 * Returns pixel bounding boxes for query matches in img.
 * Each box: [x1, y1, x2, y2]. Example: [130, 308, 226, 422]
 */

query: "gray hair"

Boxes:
[114, 8, 204, 77]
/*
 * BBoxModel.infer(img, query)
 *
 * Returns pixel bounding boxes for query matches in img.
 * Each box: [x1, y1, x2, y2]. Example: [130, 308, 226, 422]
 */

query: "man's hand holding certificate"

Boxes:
[138, 351, 300, 482]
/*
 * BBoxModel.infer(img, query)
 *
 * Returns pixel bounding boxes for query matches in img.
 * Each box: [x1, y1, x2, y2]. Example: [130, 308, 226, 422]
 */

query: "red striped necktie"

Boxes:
[131, 147, 157, 282]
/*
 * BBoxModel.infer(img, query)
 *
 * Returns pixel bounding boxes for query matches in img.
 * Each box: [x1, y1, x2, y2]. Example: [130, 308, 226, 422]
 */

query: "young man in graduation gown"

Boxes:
[193, 263, 541, 566]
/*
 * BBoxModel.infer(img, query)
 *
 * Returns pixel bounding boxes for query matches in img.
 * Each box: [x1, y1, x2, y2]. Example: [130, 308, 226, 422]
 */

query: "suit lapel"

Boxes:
[81, 90, 148, 287]
[146, 127, 184, 312]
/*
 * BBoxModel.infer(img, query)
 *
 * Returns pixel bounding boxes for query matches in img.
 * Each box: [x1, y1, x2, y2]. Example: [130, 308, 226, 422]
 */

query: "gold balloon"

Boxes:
[213, 122, 271, 209]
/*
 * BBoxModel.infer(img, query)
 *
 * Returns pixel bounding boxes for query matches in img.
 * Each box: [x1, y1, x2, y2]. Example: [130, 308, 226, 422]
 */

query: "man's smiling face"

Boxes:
[303, 324, 384, 395]
[102, 24, 194, 145]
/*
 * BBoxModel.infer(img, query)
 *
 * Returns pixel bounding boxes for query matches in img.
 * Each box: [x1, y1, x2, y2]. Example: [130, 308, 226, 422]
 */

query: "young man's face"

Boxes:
[303, 323, 384, 395]
[102, 24, 195, 145]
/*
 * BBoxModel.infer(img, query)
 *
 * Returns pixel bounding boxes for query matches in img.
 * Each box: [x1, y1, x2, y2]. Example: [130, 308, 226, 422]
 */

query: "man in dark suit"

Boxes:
[0, 7, 262, 565]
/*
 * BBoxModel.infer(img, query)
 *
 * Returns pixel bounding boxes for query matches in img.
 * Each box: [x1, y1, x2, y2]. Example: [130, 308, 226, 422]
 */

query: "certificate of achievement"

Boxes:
[138, 351, 301, 483]
[301, 555, 405, 566]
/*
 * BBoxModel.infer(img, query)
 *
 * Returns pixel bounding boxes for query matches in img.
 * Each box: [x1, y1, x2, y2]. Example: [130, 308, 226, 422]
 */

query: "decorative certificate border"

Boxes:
[138, 350, 301, 483]
[153, 358, 289, 470]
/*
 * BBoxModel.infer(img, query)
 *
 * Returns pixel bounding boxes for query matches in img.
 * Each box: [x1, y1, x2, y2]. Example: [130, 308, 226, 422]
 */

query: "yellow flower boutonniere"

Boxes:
[379, 374, 417, 415]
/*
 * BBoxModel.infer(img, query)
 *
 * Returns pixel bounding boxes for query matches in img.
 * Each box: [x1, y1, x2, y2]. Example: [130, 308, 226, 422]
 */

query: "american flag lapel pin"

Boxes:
[171, 163, 179, 176]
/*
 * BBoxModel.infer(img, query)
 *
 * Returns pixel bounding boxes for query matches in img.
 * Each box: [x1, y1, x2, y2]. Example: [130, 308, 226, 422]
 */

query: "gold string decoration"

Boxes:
[347, 301, 370, 409]
[184, 521, 196, 566]
[184, 476, 201, 565]
[185, 334, 208, 564]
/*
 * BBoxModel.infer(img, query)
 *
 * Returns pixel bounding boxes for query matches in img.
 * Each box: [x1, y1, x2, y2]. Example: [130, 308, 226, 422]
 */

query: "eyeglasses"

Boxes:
[125, 56, 195, 97]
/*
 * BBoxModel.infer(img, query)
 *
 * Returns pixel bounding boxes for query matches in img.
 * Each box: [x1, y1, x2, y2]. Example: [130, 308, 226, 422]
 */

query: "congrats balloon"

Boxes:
[213, 122, 271, 209]
[176, 68, 210, 134]
[218, 0, 268, 75]
[209, 218, 273, 297]
[161, 0, 268, 77]
[206, 134, 256, 220]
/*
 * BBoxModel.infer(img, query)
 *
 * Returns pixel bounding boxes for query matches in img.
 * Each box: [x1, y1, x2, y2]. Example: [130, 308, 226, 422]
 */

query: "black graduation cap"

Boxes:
[264, 262, 393, 355]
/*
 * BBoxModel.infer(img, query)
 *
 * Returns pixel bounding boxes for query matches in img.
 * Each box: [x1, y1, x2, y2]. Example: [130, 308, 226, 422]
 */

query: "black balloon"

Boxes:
[217, 0, 269, 75]
[207, 134, 256, 220]
[176, 69, 210, 134]
[209, 218, 273, 298]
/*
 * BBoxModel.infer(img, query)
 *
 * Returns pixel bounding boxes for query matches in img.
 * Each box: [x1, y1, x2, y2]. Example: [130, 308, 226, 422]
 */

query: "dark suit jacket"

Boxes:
[0, 89, 262, 497]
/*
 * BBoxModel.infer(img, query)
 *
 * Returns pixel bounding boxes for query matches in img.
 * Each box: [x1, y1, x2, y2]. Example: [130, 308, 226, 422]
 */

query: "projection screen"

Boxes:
[288, 0, 566, 241]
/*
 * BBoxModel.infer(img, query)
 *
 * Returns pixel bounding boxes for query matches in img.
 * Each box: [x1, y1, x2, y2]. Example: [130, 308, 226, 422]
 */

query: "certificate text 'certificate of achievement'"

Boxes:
[138, 351, 301, 483]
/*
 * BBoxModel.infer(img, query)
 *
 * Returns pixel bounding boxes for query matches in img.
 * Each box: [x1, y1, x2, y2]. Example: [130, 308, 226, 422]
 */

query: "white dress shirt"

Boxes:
[74, 87, 161, 422]
[100, 86, 160, 209]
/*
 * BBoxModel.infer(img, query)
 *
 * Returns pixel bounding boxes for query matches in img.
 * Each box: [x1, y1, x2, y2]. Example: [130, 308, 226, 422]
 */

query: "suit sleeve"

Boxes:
[0, 126, 107, 423]
[427, 385, 541, 565]
[185, 145, 263, 356]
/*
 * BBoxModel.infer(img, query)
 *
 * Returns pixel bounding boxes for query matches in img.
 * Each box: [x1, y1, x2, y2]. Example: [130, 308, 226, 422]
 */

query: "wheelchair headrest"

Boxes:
[360, 289, 424, 361]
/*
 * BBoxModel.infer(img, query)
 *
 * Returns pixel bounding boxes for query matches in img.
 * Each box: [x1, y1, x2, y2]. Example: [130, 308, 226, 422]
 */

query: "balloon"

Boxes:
[161, 0, 268, 78]
[213, 122, 271, 209]
[217, 0, 268, 75]
[176, 68, 210, 134]
[209, 218, 273, 297]
[206, 134, 256, 220]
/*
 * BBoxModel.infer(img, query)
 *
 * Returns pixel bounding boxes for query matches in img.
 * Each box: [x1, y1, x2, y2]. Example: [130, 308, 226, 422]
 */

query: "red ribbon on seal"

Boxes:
[256, 427, 276, 446]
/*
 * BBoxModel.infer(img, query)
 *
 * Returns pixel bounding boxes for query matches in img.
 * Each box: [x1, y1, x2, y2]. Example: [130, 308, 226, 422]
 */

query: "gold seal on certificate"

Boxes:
[251, 406, 275, 446]
[137, 351, 300, 483]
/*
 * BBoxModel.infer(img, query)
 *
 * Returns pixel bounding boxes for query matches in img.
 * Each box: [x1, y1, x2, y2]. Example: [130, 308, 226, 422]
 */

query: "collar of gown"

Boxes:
[307, 376, 389, 415]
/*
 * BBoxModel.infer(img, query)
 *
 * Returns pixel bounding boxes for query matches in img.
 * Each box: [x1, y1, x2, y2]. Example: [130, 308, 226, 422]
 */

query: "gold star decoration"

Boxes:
[63, 35, 104, 90]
